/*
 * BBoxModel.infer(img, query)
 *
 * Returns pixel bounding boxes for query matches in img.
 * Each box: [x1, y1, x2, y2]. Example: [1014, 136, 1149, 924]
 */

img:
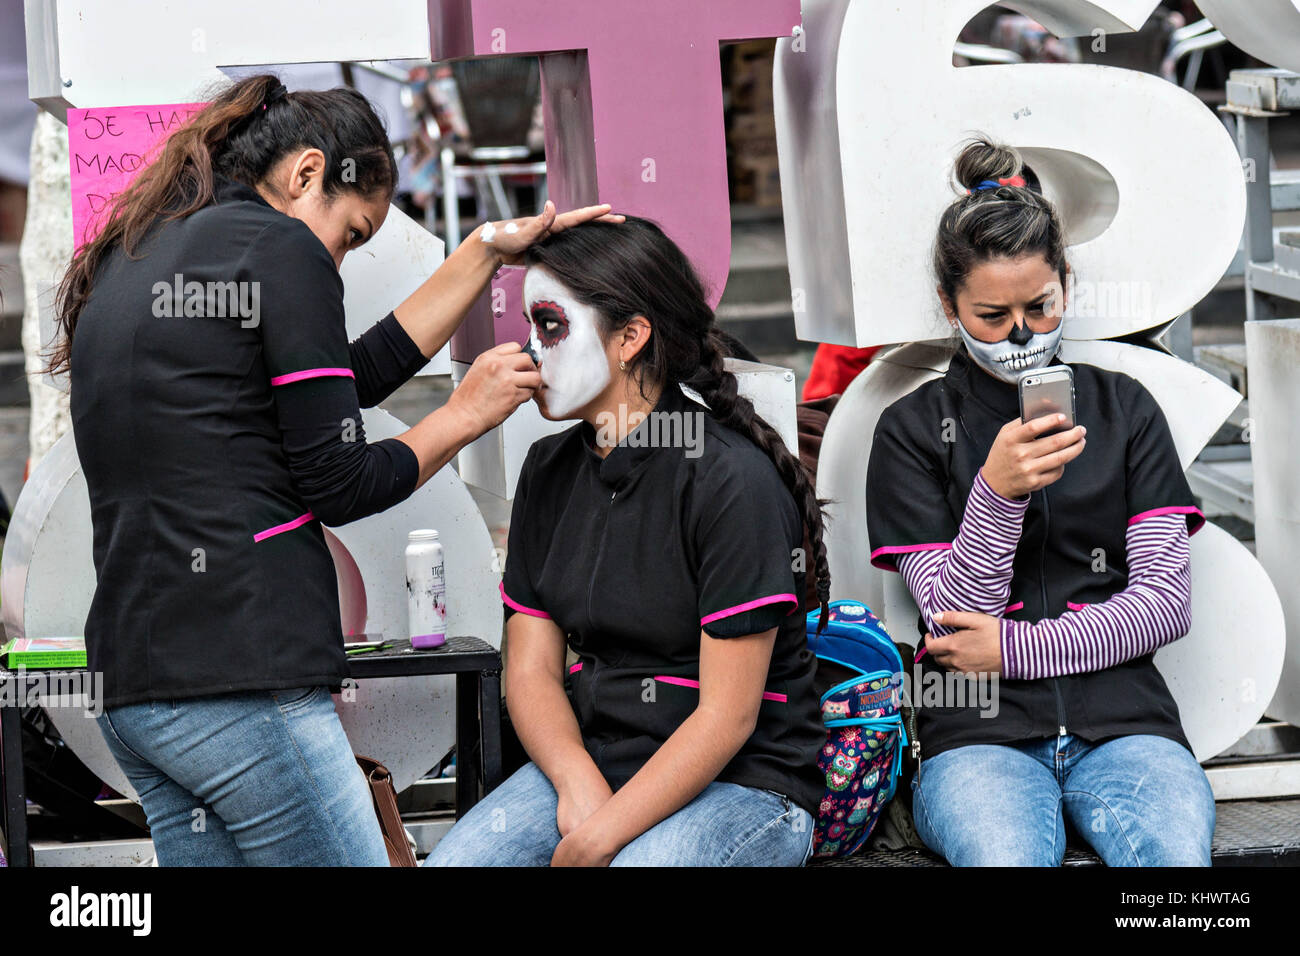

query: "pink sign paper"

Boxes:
[68, 103, 207, 251]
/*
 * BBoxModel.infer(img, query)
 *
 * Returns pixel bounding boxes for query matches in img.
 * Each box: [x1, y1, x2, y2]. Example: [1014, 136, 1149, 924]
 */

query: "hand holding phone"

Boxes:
[978, 367, 1085, 499]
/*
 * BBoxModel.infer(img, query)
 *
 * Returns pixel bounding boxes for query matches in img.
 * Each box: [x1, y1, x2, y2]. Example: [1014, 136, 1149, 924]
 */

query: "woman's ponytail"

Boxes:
[50, 73, 396, 376]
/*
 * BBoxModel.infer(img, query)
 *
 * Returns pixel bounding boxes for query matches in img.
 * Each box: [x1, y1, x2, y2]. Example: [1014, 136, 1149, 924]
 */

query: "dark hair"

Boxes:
[933, 137, 1068, 305]
[48, 73, 397, 375]
[525, 217, 831, 631]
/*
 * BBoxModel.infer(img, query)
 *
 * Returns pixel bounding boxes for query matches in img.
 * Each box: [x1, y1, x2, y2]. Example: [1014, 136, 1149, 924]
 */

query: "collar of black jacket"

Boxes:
[213, 174, 272, 210]
[947, 345, 1068, 422]
[579, 381, 700, 486]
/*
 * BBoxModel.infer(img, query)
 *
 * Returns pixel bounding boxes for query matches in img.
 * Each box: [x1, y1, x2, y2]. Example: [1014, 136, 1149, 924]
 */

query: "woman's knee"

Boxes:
[611, 785, 813, 867]
[911, 745, 1066, 867]
[424, 763, 561, 867]
[1064, 734, 1215, 866]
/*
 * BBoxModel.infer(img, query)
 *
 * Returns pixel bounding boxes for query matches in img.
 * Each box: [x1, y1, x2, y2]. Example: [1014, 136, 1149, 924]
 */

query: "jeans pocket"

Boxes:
[98, 710, 152, 765]
[272, 685, 321, 712]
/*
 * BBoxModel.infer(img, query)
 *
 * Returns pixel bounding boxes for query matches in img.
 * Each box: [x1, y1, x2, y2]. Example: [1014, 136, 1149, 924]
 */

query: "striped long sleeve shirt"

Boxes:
[895, 470, 1192, 680]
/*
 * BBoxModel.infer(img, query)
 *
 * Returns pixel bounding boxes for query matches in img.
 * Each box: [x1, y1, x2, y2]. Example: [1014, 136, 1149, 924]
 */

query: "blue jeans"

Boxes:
[911, 733, 1215, 866]
[96, 685, 388, 866]
[425, 762, 814, 866]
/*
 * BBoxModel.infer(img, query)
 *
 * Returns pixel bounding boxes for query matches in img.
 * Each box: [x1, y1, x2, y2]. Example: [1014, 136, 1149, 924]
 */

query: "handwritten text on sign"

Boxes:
[67, 103, 206, 251]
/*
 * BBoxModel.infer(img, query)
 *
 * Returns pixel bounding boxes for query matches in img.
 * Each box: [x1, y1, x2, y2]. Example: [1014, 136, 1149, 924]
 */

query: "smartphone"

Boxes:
[1019, 366, 1076, 434]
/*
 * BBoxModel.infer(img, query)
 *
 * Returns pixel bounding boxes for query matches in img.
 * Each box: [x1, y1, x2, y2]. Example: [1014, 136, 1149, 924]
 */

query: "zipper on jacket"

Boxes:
[907, 698, 921, 785]
[1040, 487, 1067, 737]
[583, 486, 617, 718]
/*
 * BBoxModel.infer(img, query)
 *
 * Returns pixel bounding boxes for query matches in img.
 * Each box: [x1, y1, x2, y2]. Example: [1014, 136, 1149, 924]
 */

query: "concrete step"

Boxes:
[0, 243, 22, 353]
[717, 212, 799, 353]
[714, 300, 798, 354]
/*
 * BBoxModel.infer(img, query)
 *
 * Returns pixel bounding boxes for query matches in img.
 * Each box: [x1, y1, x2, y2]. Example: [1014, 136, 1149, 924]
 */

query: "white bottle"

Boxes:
[406, 529, 446, 648]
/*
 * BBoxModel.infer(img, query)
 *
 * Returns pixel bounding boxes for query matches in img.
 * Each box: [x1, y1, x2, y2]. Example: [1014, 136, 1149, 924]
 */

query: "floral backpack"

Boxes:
[805, 600, 907, 859]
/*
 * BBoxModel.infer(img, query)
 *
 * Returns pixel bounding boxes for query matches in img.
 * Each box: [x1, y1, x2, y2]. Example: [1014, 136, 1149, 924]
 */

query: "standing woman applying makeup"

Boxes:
[50, 74, 616, 866]
[865, 139, 1214, 867]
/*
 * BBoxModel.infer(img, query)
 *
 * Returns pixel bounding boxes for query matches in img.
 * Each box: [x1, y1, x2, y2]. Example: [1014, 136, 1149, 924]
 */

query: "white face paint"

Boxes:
[523, 266, 612, 419]
[957, 319, 1064, 384]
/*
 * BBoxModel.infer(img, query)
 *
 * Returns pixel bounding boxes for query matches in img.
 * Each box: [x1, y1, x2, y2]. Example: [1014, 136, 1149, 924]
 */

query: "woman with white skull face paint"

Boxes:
[523, 267, 613, 419]
[426, 217, 832, 868]
[865, 139, 1214, 867]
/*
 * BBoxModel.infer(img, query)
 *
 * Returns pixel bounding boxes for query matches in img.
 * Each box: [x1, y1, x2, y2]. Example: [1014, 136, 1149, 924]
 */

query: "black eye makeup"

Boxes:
[528, 300, 570, 348]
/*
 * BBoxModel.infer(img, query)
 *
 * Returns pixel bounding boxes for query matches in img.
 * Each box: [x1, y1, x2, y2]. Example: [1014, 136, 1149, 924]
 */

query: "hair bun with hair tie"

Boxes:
[966, 175, 1026, 195]
[262, 83, 288, 111]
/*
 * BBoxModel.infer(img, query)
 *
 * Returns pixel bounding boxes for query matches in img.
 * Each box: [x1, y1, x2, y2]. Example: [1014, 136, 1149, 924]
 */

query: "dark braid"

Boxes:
[525, 216, 832, 632]
[684, 328, 833, 633]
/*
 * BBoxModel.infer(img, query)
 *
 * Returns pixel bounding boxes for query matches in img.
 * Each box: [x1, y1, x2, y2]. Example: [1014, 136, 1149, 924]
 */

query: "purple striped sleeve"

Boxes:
[896, 470, 1029, 648]
[1000, 513, 1191, 680]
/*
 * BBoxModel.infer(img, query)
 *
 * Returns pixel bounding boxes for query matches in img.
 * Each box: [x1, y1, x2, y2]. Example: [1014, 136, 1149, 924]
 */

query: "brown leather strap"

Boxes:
[356, 754, 417, 867]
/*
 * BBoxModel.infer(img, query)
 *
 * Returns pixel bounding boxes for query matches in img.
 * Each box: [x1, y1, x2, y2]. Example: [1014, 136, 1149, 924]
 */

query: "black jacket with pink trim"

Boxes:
[866, 349, 1201, 761]
[501, 384, 826, 815]
[71, 176, 426, 707]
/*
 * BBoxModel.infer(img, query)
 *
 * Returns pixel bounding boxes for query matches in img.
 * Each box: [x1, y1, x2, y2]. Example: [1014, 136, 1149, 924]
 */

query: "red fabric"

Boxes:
[801, 344, 882, 402]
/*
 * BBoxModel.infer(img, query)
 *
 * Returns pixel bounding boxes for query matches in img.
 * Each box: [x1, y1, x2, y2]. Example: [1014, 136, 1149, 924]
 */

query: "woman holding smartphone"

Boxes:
[51, 74, 615, 866]
[865, 139, 1214, 867]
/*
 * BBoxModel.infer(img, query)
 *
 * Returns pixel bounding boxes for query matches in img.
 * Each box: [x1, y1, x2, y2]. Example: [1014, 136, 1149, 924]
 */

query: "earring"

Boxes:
[619, 359, 627, 371]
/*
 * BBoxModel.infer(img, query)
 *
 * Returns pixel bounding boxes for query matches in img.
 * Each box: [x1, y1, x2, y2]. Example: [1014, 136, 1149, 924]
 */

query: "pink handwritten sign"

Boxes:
[430, 0, 801, 361]
[68, 103, 207, 251]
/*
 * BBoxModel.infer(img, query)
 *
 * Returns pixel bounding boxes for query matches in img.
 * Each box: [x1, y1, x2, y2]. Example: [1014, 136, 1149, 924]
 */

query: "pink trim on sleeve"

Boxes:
[270, 367, 357, 386]
[699, 593, 799, 626]
[568, 662, 583, 674]
[1128, 505, 1205, 537]
[1004, 601, 1024, 614]
[253, 511, 316, 542]
[869, 542, 953, 572]
[499, 581, 551, 620]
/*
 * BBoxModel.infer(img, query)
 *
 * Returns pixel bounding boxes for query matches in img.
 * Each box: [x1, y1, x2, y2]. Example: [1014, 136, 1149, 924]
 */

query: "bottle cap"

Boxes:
[408, 529, 440, 542]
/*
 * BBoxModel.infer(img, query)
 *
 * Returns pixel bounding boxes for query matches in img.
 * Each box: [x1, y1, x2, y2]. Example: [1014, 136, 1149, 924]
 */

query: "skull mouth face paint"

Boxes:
[957, 319, 1064, 384]
[524, 266, 612, 419]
